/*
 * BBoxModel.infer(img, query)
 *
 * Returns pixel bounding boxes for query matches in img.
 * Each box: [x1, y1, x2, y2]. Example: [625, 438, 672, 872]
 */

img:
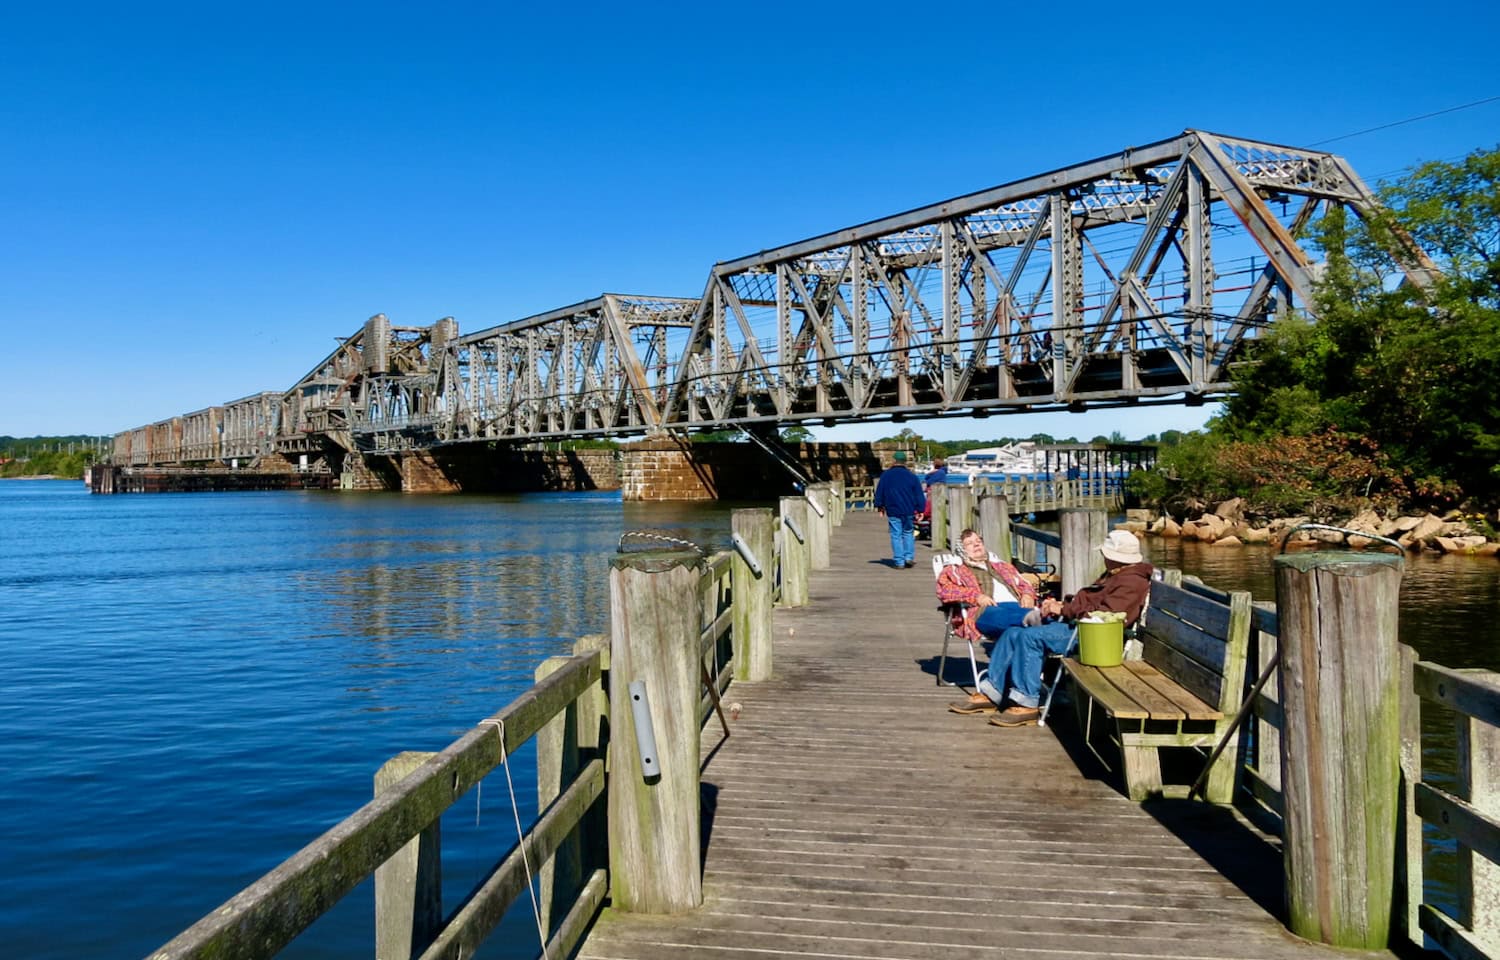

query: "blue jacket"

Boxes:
[874, 465, 925, 516]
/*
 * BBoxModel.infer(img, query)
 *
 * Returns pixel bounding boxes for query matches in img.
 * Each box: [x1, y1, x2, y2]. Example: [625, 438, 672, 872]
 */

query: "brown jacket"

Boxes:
[1061, 561, 1154, 626]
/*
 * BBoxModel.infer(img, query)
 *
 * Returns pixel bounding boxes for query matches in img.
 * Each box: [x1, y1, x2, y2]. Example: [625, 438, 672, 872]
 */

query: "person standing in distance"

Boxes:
[874, 450, 924, 568]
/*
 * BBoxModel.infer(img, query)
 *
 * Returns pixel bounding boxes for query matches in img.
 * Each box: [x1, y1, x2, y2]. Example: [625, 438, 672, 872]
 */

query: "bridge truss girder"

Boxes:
[445, 295, 698, 444]
[660, 129, 1430, 431]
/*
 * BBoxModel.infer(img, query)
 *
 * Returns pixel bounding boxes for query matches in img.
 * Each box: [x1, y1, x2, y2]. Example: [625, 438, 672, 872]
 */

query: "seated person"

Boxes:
[949, 529, 1153, 725]
[935, 529, 1039, 646]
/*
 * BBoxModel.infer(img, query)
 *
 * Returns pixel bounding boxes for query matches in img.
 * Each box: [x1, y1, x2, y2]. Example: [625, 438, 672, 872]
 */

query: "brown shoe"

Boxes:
[947, 693, 998, 715]
[989, 705, 1041, 727]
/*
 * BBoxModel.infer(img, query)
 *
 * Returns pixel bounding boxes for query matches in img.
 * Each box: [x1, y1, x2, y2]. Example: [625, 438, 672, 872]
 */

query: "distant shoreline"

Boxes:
[1, 475, 64, 481]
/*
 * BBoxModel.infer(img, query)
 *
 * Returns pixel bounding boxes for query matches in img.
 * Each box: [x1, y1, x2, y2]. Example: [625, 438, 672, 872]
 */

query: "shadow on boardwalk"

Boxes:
[579, 514, 1394, 960]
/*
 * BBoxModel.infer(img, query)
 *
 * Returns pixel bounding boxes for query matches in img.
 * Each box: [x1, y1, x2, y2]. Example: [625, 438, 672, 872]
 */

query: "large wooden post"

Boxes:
[978, 493, 1011, 563]
[946, 485, 975, 553]
[732, 508, 774, 681]
[806, 485, 831, 570]
[1275, 552, 1402, 948]
[608, 549, 704, 912]
[931, 484, 949, 553]
[829, 479, 845, 526]
[777, 496, 809, 607]
[1058, 509, 1107, 597]
[374, 751, 441, 960]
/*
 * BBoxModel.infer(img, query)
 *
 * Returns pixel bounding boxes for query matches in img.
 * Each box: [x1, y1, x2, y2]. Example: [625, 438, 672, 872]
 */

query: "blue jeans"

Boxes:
[885, 513, 915, 566]
[980, 621, 1074, 707]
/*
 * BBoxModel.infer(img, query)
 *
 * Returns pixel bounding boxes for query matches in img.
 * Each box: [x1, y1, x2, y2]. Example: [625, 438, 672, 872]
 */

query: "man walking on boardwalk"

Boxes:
[949, 529, 1153, 725]
[874, 450, 924, 568]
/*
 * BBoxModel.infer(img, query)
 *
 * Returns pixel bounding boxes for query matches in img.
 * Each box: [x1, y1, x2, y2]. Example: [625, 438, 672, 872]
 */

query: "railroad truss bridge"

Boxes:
[111, 129, 1433, 471]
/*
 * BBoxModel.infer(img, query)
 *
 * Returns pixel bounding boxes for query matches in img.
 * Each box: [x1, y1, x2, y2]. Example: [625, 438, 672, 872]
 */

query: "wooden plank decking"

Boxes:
[577, 514, 1391, 960]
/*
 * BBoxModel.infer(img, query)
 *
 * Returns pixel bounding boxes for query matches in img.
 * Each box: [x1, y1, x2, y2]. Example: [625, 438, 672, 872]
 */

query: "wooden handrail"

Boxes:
[148, 652, 602, 960]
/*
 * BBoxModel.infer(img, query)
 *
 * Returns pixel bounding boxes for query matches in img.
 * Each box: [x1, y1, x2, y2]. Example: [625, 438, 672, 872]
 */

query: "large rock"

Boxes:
[1477, 542, 1500, 557]
[1268, 516, 1311, 534]
[1126, 508, 1153, 523]
[1212, 535, 1242, 547]
[1198, 513, 1230, 538]
[1435, 535, 1490, 554]
[1347, 509, 1382, 534]
[1149, 515, 1167, 534]
[1391, 515, 1424, 533]
[1116, 520, 1148, 534]
[1161, 517, 1182, 538]
[1243, 526, 1272, 543]
[1399, 514, 1446, 548]
[1213, 498, 1245, 520]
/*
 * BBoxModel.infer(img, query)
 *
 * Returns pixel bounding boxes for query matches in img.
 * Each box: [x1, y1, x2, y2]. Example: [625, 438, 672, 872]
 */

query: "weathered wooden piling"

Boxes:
[777, 496, 809, 608]
[732, 508, 774, 681]
[946, 485, 975, 552]
[806, 485, 831, 570]
[978, 493, 1011, 563]
[829, 479, 845, 526]
[374, 751, 441, 960]
[1059, 508, 1107, 596]
[1275, 551, 1403, 948]
[607, 548, 704, 912]
[931, 483, 949, 553]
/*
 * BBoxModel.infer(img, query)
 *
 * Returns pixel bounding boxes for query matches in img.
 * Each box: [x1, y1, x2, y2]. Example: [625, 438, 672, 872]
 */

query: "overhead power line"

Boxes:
[1309, 95, 1500, 146]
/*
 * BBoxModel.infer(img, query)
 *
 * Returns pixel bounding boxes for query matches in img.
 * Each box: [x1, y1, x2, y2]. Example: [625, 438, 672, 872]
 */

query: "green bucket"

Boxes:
[1077, 619, 1125, 667]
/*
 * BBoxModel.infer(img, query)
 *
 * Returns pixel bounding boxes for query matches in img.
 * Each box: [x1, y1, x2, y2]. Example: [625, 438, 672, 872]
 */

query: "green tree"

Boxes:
[1224, 145, 1500, 506]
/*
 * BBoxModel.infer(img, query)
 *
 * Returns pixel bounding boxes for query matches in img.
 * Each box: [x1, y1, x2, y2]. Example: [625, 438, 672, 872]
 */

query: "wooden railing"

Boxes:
[146, 489, 843, 960]
[846, 477, 1120, 517]
[147, 652, 607, 960]
[845, 484, 874, 510]
[1403, 657, 1500, 960]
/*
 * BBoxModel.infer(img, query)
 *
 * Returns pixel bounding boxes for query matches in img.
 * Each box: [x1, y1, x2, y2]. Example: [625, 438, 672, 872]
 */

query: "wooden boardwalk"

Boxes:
[578, 514, 1391, 960]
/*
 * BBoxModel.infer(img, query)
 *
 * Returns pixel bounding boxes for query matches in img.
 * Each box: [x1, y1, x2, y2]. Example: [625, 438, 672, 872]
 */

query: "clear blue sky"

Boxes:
[3, 1, 1497, 442]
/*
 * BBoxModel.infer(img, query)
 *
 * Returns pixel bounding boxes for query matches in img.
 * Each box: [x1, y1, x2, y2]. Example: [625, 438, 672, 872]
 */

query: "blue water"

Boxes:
[0, 481, 734, 959]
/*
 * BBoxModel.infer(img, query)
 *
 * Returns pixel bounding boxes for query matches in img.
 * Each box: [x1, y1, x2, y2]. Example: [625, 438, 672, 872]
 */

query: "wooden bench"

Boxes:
[1062, 577, 1252, 802]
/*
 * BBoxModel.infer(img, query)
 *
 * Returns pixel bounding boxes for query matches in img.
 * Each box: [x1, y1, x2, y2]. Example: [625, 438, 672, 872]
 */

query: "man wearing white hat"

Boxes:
[949, 529, 1153, 725]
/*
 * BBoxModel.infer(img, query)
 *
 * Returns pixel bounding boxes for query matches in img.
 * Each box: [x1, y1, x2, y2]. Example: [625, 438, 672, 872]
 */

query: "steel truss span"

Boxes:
[114, 130, 1435, 462]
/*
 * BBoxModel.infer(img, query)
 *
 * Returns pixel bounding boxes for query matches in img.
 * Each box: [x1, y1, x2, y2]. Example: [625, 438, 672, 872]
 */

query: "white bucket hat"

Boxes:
[1100, 529, 1143, 564]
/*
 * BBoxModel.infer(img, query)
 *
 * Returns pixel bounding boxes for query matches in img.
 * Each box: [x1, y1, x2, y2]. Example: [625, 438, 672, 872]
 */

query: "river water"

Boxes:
[3, 481, 1495, 958]
[0, 481, 735, 959]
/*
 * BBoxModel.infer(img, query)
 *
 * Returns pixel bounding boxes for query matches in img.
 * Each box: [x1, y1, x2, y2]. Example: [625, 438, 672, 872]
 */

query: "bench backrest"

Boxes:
[1138, 580, 1253, 716]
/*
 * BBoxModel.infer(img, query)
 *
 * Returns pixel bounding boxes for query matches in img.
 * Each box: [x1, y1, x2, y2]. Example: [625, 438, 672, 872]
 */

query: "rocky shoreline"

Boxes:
[1119, 499, 1500, 557]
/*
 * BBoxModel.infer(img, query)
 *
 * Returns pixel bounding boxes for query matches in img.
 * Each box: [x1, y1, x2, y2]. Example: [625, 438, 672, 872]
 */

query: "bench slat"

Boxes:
[1062, 660, 1149, 719]
[1099, 663, 1188, 720]
[1140, 634, 1225, 708]
[1142, 611, 1229, 675]
[1147, 582, 1233, 637]
[1123, 661, 1222, 720]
